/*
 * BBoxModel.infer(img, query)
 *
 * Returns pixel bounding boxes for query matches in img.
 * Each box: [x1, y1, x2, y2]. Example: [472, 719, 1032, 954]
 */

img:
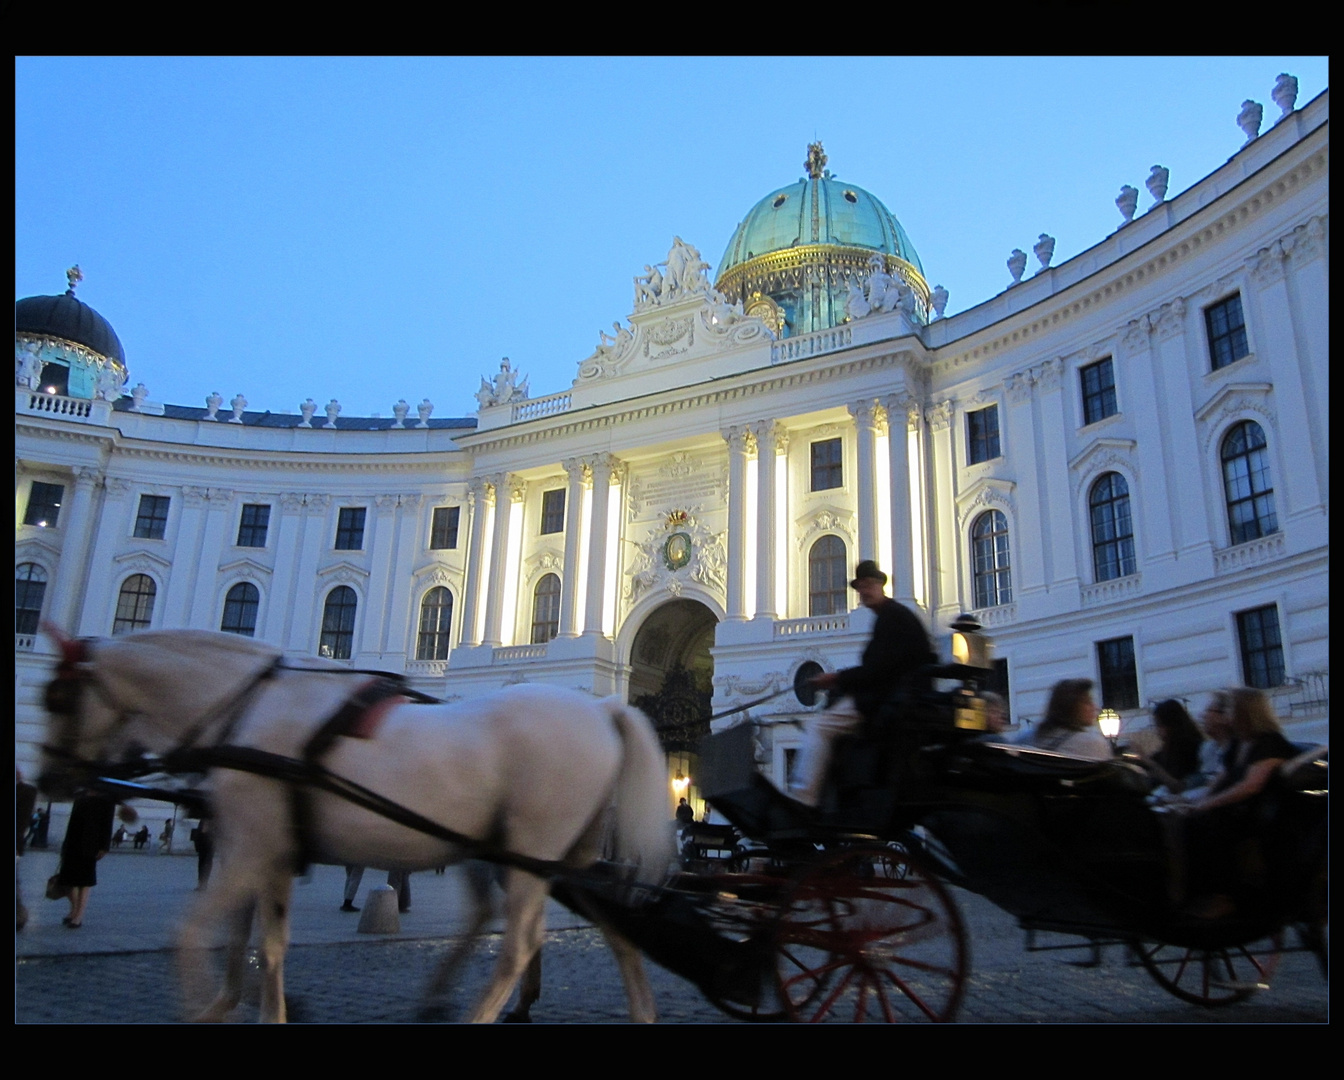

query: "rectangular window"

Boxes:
[1205, 294, 1249, 371]
[430, 506, 460, 550]
[1237, 605, 1285, 689]
[810, 438, 843, 491]
[335, 507, 366, 550]
[24, 481, 65, 527]
[133, 494, 171, 540]
[1096, 636, 1139, 710]
[967, 406, 1001, 464]
[236, 504, 271, 548]
[540, 489, 566, 535]
[1080, 358, 1117, 426]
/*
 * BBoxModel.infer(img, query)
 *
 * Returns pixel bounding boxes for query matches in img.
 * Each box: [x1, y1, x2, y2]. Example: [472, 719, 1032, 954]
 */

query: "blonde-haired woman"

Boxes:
[1183, 688, 1297, 917]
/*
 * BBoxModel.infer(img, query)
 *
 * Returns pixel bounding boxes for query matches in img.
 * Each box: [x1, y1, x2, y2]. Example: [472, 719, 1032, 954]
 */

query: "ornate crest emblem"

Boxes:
[625, 508, 725, 604]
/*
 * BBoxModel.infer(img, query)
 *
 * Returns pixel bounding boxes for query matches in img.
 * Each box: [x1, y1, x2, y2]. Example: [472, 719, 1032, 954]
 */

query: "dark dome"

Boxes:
[15, 291, 125, 364]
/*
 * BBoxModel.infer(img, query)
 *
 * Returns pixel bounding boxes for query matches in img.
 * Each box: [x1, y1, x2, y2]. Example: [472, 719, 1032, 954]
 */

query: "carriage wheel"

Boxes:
[1131, 936, 1282, 1007]
[772, 847, 968, 1023]
[692, 874, 793, 1022]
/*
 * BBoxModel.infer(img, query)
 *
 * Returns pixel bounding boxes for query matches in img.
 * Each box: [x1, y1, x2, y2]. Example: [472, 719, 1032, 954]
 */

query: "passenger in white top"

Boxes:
[1014, 678, 1113, 761]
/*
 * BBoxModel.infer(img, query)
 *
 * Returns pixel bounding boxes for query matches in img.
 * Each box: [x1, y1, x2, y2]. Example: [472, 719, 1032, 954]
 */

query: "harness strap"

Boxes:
[290, 677, 411, 873]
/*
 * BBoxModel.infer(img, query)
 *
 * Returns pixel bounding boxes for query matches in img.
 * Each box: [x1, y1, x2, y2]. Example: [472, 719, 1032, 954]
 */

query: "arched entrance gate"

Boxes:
[628, 599, 717, 820]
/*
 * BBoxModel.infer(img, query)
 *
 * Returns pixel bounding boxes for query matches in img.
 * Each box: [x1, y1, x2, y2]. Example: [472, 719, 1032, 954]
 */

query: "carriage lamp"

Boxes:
[672, 770, 690, 793]
[949, 614, 991, 669]
[1098, 708, 1122, 749]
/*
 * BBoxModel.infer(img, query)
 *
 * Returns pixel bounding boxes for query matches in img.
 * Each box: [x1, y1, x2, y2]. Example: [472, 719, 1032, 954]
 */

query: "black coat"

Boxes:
[831, 599, 936, 721]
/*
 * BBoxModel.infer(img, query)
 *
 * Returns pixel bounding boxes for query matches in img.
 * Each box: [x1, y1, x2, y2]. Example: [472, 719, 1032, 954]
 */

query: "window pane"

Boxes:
[808, 535, 848, 616]
[1090, 473, 1135, 581]
[1221, 421, 1277, 544]
[335, 508, 366, 550]
[531, 574, 561, 644]
[1205, 294, 1249, 371]
[430, 506, 460, 550]
[220, 582, 260, 636]
[1097, 636, 1139, 710]
[1080, 358, 1117, 426]
[417, 587, 453, 660]
[16, 563, 48, 635]
[540, 490, 566, 535]
[968, 406, 1001, 464]
[1237, 606, 1285, 689]
[113, 575, 156, 635]
[972, 511, 1012, 608]
[24, 482, 65, 527]
[810, 439, 842, 491]
[320, 586, 357, 659]
[134, 495, 170, 539]
[237, 504, 270, 547]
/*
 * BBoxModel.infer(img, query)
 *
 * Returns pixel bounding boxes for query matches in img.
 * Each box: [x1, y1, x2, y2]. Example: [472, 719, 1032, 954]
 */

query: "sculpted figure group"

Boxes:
[634, 237, 712, 310]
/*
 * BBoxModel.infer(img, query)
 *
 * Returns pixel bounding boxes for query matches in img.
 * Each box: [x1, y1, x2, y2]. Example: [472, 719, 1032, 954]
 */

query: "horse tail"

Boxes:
[602, 699, 674, 885]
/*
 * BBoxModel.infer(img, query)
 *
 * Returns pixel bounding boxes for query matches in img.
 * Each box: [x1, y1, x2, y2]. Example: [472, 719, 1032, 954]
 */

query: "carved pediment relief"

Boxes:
[955, 477, 1017, 528]
[217, 557, 272, 580]
[112, 548, 173, 574]
[316, 560, 369, 582]
[1194, 382, 1276, 454]
[523, 549, 564, 585]
[795, 507, 856, 549]
[15, 536, 62, 565]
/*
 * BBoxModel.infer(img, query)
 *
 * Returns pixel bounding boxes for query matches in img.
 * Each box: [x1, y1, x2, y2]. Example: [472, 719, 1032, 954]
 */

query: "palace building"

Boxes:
[16, 91, 1329, 813]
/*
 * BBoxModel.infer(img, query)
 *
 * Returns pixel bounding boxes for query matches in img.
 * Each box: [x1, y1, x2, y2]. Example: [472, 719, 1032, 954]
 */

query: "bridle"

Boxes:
[41, 636, 284, 783]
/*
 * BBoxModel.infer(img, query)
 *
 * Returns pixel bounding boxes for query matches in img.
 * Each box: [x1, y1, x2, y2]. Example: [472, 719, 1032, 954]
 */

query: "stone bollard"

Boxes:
[357, 884, 401, 934]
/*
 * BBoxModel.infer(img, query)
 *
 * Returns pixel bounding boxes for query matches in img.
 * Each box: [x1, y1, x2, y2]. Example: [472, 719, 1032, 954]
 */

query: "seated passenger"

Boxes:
[1160, 692, 1232, 804]
[1139, 699, 1205, 794]
[1179, 688, 1297, 917]
[1013, 679, 1112, 760]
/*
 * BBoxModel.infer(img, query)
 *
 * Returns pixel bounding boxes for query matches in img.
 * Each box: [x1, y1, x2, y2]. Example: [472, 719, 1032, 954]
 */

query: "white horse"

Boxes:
[40, 628, 673, 1023]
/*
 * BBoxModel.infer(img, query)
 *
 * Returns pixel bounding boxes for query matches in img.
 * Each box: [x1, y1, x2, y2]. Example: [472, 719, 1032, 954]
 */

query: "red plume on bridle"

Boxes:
[42, 622, 88, 668]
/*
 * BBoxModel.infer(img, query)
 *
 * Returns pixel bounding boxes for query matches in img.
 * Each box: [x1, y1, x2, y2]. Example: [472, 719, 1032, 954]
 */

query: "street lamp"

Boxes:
[1097, 708, 1121, 751]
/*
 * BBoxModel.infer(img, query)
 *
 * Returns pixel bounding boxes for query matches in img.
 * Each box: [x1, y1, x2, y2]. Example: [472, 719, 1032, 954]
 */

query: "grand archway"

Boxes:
[628, 598, 717, 819]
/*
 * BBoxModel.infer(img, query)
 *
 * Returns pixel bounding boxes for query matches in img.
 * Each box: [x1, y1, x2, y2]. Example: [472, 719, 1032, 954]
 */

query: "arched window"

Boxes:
[112, 574, 156, 635]
[16, 563, 48, 636]
[1221, 420, 1278, 545]
[531, 574, 561, 644]
[220, 582, 260, 637]
[1089, 473, 1136, 582]
[808, 535, 848, 617]
[417, 586, 454, 660]
[319, 586, 357, 660]
[971, 511, 1012, 608]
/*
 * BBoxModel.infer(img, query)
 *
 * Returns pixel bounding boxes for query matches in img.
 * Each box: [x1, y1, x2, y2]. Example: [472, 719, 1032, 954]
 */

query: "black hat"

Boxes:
[850, 560, 888, 588]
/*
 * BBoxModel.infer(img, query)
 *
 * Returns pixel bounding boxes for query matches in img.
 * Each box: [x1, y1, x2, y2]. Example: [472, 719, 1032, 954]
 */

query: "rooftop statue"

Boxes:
[1238, 100, 1263, 145]
[476, 358, 530, 409]
[16, 340, 43, 389]
[1146, 165, 1170, 206]
[1272, 74, 1298, 121]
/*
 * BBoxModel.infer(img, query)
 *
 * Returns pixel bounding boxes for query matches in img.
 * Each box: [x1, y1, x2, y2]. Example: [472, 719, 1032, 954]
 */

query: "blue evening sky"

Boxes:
[16, 57, 1328, 421]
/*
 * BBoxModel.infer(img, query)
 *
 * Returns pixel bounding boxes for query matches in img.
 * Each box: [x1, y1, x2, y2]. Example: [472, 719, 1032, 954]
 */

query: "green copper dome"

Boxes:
[716, 143, 928, 337]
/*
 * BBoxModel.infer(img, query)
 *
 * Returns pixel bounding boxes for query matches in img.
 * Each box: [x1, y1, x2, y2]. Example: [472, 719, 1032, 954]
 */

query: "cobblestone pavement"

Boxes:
[16, 849, 1328, 1023]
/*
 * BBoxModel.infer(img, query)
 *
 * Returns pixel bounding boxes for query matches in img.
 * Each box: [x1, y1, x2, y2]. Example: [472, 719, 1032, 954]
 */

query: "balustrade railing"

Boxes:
[771, 326, 852, 365]
[494, 643, 548, 662]
[23, 392, 91, 419]
[512, 392, 572, 423]
[774, 613, 850, 638]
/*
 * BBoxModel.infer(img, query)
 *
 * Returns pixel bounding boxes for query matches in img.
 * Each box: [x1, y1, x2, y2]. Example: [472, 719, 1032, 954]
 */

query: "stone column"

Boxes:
[385, 494, 421, 659]
[186, 489, 235, 628]
[50, 466, 102, 632]
[458, 477, 491, 646]
[558, 458, 587, 637]
[481, 474, 520, 646]
[260, 492, 305, 646]
[1003, 371, 1046, 597]
[849, 400, 881, 563]
[582, 454, 615, 636]
[286, 494, 329, 652]
[884, 393, 918, 606]
[1032, 361, 1080, 590]
[925, 400, 958, 617]
[76, 476, 130, 636]
[162, 486, 209, 628]
[751, 421, 782, 619]
[358, 493, 403, 658]
[722, 426, 754, 621]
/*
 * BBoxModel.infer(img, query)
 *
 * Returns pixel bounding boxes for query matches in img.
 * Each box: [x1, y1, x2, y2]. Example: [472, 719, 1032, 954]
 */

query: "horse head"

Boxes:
[38, 624, 113, 799]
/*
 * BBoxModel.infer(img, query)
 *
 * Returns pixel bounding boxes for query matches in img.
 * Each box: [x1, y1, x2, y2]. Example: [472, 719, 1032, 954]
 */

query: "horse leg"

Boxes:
[253, 869, 295, 1023]
[503, 950, 542, 1023]
[465, 869, 548, 1024]
[178, 878, 255, 1022]
[420, 861, 495, 1020]
[599, 921, 657, 1023]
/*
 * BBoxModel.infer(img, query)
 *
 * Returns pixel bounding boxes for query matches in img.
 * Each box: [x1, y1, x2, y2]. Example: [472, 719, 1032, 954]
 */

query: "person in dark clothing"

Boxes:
[56, 792, 116, 928]
[788, 561, 935, 806]
[16, 771, 38, 931]
[190, 817, 215, 890]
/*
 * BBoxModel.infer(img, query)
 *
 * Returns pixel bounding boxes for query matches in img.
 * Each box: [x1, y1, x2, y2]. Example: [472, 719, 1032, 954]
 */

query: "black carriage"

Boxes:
[559, 624, 1328, 1023]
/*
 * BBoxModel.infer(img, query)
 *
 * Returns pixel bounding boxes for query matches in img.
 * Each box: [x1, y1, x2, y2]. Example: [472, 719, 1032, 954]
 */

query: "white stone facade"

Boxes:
[16, 92, 1329, 790]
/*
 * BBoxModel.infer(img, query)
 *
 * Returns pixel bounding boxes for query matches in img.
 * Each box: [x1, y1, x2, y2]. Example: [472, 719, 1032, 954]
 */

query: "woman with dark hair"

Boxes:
[56, 791, 116, 928]
[1140, 700, 1205, 792]
[1017, 678, 1111, 760]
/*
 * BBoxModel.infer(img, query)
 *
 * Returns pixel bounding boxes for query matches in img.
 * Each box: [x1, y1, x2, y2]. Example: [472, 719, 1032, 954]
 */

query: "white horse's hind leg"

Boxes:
[600, 922, 657, 1023]
[421, 861, 495, 1018]
[254, 870, 295, 1023]
[465, 870, 549, 1024]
